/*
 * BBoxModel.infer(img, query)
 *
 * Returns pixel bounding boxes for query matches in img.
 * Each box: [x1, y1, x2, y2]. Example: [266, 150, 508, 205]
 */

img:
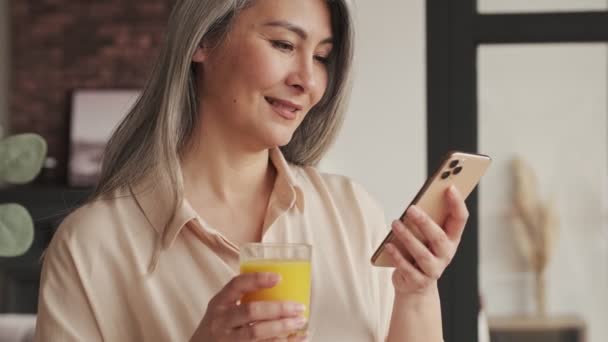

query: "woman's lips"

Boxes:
[265, 96, 301, 120]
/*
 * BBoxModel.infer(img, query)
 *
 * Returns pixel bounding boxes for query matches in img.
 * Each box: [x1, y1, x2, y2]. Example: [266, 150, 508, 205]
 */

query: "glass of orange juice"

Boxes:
[240, 243, 312, 336]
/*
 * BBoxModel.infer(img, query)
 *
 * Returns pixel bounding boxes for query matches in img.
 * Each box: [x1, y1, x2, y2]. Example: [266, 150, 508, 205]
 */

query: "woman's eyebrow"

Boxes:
[263, 20, 333, 44]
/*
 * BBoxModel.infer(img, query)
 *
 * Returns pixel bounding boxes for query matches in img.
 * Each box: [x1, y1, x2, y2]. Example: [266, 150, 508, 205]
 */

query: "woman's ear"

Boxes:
[192, 41, 208, 63]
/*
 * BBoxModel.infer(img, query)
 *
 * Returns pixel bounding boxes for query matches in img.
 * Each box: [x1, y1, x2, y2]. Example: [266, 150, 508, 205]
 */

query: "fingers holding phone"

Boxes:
[371, 151, 491, 268]
[406, 186, 468, 258]
[444, 184, 469, 242]
[385, 220, 435, 292]
[386, 186, 469, 294]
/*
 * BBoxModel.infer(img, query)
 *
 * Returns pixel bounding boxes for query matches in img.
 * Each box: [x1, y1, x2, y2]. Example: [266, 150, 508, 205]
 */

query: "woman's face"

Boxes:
[193, 0, 333, 150]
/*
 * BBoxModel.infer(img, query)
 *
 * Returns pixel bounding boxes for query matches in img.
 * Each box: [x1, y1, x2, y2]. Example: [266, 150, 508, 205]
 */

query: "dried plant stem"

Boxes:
[510, 157, 558, 316]
[535, 271, 546, 316]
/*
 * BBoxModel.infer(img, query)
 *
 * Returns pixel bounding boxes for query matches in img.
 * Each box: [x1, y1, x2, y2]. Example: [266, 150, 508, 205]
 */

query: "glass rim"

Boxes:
[240, 242, 312, 262]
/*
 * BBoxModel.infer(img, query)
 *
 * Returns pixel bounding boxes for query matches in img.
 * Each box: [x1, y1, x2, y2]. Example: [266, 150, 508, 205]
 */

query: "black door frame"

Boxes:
[426, 3, 608, 341]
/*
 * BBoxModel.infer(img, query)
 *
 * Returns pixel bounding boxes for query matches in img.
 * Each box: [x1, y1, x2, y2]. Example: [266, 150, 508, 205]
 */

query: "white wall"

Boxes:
[0, 0, 9, 135]
[320, 0, 426, 221]
[478, 44, 608, 342]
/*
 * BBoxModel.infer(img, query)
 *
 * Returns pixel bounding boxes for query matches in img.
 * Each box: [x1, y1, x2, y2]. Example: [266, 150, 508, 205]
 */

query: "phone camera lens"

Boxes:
[441, 171, 451, 179]
[453, 166, 463, 175]
[449, 160, 459, 168]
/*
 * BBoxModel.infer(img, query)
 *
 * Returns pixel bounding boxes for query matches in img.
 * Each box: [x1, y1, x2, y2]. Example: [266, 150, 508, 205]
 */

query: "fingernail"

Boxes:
[293, 303, 306, 313]
[408, 206, 421, 220]
[268, 273, 281, 283]
[391, 220, 401, 230]
[292, 316, 307, 328]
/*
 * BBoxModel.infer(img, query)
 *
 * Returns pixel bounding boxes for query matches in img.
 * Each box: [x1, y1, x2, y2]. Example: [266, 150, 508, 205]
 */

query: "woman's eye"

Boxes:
[314, 55, 330, 65]
[271, 40, 294, 51]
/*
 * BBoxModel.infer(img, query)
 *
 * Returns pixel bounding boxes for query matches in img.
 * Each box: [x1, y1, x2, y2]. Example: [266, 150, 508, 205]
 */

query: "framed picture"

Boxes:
[68, 89, 140, 187]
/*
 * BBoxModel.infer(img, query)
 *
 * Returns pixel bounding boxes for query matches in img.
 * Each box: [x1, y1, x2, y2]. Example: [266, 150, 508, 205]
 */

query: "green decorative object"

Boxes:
[0, 133, 47, 184]
[0, 203, 34, 257]
[0, 132, 47, 257]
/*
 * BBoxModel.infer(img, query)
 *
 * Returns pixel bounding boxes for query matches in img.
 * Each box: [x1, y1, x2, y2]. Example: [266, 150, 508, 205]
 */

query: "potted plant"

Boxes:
[0, 130, 47, 257]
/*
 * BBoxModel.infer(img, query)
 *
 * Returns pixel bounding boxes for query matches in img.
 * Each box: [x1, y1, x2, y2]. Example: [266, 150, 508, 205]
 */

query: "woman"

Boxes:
[35, 0, 469, 341]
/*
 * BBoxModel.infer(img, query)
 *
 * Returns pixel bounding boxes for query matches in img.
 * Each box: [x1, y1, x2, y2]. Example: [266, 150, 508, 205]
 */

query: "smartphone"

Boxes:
[370, 151, 492, 267]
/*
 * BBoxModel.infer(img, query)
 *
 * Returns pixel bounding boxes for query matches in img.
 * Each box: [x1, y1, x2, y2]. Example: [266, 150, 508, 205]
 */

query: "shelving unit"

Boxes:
[0, 185, 90, 313]
[489, 315, 586, 342]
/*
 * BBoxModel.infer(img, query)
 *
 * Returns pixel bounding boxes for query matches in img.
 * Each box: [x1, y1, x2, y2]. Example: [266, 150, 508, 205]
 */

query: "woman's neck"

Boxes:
[180, 122, 276, 207]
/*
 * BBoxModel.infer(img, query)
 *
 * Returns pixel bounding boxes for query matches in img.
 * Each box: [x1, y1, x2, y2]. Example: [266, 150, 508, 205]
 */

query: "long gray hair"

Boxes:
[93, 0, 354, 223]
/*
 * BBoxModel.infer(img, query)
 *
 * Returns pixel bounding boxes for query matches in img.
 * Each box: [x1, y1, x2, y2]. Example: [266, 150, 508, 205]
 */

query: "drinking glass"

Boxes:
[240, 243, 312, 336]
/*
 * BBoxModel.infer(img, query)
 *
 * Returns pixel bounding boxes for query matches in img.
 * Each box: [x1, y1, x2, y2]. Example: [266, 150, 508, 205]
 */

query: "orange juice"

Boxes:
[240, 259, 311, 318]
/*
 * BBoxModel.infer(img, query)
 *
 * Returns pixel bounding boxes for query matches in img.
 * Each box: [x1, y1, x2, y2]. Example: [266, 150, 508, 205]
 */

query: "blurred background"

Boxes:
[0, 1, 606, 342]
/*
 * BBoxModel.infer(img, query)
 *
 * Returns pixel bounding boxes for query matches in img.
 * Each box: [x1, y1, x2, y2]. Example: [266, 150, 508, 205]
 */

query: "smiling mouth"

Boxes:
[264, 97, 299, 113]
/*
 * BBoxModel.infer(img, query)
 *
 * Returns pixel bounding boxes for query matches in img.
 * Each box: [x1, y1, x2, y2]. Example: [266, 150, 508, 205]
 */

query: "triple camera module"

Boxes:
[441, 159, 463, 179]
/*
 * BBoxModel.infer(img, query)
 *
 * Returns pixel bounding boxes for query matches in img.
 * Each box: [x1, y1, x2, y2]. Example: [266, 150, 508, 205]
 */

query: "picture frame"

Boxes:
[68, 89, 140, 187]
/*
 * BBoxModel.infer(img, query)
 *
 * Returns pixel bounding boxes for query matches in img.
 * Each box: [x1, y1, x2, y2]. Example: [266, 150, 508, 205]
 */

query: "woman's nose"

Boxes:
[286, 57, 316, 93]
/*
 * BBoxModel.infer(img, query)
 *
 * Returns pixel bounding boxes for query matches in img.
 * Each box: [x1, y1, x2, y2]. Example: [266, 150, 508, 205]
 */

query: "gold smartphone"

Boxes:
[371, 151, 492, 267]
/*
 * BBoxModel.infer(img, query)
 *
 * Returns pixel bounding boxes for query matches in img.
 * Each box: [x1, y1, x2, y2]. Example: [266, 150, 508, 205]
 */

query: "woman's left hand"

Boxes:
[385, 185, 469, 295]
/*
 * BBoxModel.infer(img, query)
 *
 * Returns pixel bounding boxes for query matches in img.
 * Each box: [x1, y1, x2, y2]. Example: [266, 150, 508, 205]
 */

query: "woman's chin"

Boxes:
[260, 130, 296, 148]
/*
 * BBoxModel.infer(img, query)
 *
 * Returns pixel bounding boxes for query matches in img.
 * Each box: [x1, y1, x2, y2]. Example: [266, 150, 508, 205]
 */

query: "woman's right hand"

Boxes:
[190, 272, 308, 341]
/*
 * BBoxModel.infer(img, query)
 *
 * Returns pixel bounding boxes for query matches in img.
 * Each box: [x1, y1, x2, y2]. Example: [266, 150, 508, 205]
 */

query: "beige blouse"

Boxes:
[35, 147, 395, 341]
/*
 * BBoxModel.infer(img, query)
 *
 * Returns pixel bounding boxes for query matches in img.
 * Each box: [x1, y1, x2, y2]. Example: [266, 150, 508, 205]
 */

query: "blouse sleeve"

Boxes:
[351, 181, 395, 341]
[35, 220, 103, 342]
[369, 207, 395, 341]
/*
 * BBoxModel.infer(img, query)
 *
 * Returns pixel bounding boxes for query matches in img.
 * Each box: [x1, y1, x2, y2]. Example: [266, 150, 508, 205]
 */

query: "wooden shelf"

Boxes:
[489, 315, 586, 342]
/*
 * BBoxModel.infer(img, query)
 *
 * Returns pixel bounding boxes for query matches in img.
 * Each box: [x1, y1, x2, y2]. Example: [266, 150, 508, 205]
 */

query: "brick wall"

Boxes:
[9, 0, 175, 184]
